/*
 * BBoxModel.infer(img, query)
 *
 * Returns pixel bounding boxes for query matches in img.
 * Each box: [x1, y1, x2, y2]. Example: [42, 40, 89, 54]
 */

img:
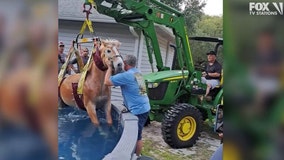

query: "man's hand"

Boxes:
[202, 71, 207, 77]
[104, 63, 114, 86]
[106, 60, 112, 68]
[218, 133, 223, 138]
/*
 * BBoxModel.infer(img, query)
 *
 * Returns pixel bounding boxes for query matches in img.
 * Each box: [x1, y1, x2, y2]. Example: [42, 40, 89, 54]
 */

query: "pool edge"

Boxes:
[103, 103, 138, 160]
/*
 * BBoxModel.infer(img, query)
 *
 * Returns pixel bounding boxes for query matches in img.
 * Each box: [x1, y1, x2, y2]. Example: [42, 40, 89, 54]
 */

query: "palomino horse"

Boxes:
[59, 39, 124, 126]
[0, 44, 58, 157]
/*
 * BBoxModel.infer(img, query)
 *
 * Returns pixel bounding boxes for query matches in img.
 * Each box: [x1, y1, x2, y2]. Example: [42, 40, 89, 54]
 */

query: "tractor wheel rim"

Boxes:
[177, 116, 196, 141]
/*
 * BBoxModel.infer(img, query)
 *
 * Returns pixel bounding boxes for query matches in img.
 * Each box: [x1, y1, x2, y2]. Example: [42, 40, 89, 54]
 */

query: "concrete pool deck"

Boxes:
[103, 101, 138, 160]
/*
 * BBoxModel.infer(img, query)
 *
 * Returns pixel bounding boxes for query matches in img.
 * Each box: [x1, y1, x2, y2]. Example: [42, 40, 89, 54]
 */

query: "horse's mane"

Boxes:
[101, 39, 121, 47]
[85, 38, 121, 73]
[103, 39, 119, 43]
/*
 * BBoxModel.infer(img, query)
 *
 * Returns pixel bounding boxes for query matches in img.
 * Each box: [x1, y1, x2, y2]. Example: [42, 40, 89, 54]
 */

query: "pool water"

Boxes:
[58, 107, 122, 160]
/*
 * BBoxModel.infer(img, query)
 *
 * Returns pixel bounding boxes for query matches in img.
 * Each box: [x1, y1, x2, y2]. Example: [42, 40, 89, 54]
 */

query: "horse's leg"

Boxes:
[83, 97, 99, 126]
[105, 87, 112, 126]
[105, 98, 112, 125]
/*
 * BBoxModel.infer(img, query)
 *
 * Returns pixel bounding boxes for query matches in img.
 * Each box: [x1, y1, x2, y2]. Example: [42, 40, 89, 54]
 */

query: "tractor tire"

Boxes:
[162, 103, 202, 148]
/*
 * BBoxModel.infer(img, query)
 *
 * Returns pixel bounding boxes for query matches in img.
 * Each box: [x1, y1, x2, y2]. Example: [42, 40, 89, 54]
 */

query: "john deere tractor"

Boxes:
[144, 36, 223, 148]
[92, 0, 223, 148]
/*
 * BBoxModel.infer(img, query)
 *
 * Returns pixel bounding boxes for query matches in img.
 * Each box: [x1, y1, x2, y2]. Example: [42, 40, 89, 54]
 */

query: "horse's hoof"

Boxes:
[107, 122, 113, 126]
[93, 121, 100, 126]
[107, 119, 113, 126]
[111, 125, 117, 133]
[98, 126, 108, 137]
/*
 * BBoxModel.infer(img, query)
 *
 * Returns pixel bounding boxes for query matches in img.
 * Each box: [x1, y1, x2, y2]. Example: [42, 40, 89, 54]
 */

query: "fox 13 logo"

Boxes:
[249, 2, 283, 16]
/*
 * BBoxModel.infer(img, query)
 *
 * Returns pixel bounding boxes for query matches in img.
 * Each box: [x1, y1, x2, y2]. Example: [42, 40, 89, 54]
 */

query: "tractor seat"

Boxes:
[208, 70, 223, 99]
[215, 70, 223, 88]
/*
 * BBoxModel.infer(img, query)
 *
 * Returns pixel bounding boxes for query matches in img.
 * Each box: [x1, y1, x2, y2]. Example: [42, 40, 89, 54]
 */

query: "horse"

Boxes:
[59, 39, 124, 126]
[0, 43, 58, 158]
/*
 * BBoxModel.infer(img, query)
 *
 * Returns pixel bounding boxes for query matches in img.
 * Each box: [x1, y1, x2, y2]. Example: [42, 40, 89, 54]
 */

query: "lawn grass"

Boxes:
[142, 139, 195, 160]
[141, 123, 219, 160]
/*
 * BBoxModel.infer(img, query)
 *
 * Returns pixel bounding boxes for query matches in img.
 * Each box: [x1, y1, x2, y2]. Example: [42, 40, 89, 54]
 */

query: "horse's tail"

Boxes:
[95, 96, 108, 109]
[58, 96, 68, 108]
[58, 77, 68, 108]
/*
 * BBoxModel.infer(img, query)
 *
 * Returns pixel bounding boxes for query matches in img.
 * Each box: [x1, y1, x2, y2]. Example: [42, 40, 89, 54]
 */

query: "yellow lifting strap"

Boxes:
[79, 19, 94, 36]
[77, 43, 95, 94]
[0, 51, 10, 82]
[86, 0, 96, 9]
[75, 48, 85, 73]
[73, 0, 97, 94]
[58, 46, 80, 86]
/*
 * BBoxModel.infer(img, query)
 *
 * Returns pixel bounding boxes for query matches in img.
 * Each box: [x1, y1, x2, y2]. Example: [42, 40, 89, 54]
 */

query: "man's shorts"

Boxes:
[201, 77, 220, 89]
[136, 111, 149, 141]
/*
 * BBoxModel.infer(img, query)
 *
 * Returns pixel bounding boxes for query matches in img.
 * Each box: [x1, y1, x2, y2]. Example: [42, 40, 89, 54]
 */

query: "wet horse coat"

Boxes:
[59, 40, 124, 126]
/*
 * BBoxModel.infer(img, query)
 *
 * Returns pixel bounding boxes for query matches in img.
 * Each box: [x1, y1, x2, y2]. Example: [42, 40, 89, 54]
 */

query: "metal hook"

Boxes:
[83, 3, 92, 20]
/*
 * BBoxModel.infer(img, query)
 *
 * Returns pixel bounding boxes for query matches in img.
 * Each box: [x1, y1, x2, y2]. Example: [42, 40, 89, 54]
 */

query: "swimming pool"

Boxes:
[58, 107, 122, 160]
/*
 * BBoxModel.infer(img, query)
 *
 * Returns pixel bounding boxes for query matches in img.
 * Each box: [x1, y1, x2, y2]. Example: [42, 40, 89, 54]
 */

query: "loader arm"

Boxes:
[93, 0, 194, 73]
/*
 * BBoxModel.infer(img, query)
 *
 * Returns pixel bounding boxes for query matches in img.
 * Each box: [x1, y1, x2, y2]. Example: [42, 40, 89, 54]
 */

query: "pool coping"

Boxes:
[103, 102, 138, 160]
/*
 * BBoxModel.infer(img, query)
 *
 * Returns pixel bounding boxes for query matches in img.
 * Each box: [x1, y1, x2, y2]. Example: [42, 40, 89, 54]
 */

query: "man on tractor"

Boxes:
[202, 51, 222, 100]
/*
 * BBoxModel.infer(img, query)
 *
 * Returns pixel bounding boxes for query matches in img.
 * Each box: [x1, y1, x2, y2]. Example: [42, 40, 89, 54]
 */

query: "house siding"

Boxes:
[139, 33, 174, 74]
[59, 0, 116, 22]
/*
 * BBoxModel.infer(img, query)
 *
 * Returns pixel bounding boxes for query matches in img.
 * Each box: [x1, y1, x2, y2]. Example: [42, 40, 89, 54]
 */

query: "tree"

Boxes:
[190, 15, 223, 65]
[195, 15, 223, 37]
[183, 0, 206, 34]
[161, 0, 206, 34]
[160, 0, 223, 66]
[160, 0, 183, 10]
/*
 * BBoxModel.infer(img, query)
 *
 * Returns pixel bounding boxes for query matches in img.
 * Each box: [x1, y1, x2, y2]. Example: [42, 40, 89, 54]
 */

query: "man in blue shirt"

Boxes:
[104, 55, 150, 157]
[210, 133, 223, 160]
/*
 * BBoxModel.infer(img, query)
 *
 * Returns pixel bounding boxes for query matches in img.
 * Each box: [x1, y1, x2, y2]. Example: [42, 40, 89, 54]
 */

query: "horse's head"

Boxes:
[99, 39, 124, 74]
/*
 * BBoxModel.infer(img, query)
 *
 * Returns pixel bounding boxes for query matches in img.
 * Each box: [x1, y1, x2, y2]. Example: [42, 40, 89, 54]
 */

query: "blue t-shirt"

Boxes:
[110, 68, 150, 115]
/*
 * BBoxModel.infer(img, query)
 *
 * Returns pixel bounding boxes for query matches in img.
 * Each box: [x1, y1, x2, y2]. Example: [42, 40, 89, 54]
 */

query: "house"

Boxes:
[59, 0, 175, 101]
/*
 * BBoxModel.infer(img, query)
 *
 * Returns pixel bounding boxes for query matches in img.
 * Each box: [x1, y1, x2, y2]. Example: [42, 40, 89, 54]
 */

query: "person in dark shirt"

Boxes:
[201, 51, 222, 98]
[58, 41, 67, 73]
[68, 47, 89, 73]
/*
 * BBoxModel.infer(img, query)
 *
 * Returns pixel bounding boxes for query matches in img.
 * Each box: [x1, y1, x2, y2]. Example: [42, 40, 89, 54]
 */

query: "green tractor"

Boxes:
[144, 37, 223, 148]
[91, 0, 223, 148]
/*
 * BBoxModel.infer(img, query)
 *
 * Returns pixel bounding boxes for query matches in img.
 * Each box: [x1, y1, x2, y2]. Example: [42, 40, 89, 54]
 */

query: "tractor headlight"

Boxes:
[147, 82, 159, 88]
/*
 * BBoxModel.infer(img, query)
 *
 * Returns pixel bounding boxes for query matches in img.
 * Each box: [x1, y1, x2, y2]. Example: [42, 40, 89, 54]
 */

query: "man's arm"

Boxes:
[69, 58, 77, 65]
[104, 67, 113, 86]
[208, 72, 221, 77]
[208, 63, 222, 78]
[203, 69, 220, 78]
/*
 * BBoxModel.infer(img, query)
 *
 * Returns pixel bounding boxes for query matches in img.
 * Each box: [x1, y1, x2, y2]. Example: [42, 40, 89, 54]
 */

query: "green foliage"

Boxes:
[194, 15, 223, 37]
[160, 0, 183, 10]
[160, 0, 223, 66]
[161, 0, 206, 34]
[190, 15, 223, 66]
[183, 0, 206, 34]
